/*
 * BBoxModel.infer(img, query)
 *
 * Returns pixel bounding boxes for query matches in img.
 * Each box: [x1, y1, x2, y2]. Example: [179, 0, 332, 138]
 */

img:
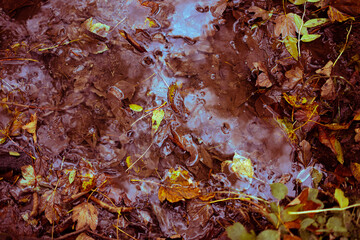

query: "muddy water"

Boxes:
[0, 0, 308, 238]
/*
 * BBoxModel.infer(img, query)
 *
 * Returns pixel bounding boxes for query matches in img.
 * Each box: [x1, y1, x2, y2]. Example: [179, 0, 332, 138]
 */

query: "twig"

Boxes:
[89, 196, 134, 214]
[333, 22, 353, 67]
[289, 203, 360, 215]
[55, 227, 87, 240]
[113, 225, 139, 240]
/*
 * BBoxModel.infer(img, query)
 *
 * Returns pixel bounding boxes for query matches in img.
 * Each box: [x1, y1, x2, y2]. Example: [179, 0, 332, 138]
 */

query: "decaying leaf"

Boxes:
[253, 62, 272, 88]
[283, 66, 303, 89]
[221, 152, 254, 179]
[274, 13, 297, 38]
[158, 167, 200, 203]
[327, 6, 355, 23]
[318, 127, 344, 164]
[334, 188, 349, 208]
[41, 190, 61, 224]
[350, 162, 360, 182]
[22, 113, 37, 143]
[276, 117, 298, 143]
[72, 202, 98, 231]
[76, 233, 95, 240]
[354, 109, 360, 121]
[316, 61, 333, 77]
[321, 78, 336, 100]
[248, 6, 271, 21]
[83, 18, 110, 38]
[19, 165, 42, 189]
[354, 128, 360, 142]
[299, 140, 312, 167]
[151, 109, 164, 135]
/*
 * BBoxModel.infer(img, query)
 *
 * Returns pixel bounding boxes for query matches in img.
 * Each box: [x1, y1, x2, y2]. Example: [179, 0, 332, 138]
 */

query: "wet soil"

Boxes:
[0, 0, 359, 239]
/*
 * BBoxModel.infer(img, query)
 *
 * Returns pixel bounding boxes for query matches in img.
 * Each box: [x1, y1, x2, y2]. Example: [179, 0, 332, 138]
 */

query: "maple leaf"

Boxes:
[72, 202, 98, 231]
[22, 113, 37, 143]
[274, 13, 297, 39]
[158, 167, 200, 203]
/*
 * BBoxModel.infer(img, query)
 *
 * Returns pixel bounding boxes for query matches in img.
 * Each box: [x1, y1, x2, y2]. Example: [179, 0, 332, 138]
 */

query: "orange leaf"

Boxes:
[328, 6, 355, 22]
[22, 113, 37, 143]
[350, 162, 360, 182]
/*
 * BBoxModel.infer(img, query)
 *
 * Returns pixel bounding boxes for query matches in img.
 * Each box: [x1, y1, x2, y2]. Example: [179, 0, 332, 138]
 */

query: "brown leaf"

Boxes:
[299, 140, 312, 167]
[328, 6, 355, 22]
[19, 165, 42, 189]
[248, 6, 270, 21]
[158, 167, 200, 203]
[274, 13, 297, 38]
[321, 78, 336, 100]
[350, 162, 360, 182]
[256, 72, 272, 88]
[318, 127, 344, 164]
[72, 202, 98, 231]
[355, 128, 360, 142]
[41, 190, 61, 224]
[76, 233, 95, 240]
[283, 66, 303, 89]
[316, 61, 333, 77]
[354, 109, 360, 121]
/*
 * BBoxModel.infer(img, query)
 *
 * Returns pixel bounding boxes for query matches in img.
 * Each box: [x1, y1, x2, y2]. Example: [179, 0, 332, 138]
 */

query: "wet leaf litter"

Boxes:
[0, 0, 360, 239]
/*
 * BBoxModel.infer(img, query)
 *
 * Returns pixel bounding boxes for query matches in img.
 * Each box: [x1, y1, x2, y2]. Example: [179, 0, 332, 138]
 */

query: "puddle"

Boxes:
[0, 0, 316, 238]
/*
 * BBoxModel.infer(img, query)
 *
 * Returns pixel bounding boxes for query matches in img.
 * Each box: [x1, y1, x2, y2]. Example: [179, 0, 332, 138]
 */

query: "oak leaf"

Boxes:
[72, 202, 98, 231]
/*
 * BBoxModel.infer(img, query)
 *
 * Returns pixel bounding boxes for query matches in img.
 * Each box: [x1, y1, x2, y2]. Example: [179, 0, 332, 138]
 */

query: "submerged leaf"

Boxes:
[222, 152, 254, 179]
[72, 202, 98, 231]
[248, 6, 271, 21]
[158, 167, 200, 203]
[151, 109, 164, 135]
[321, 78, 336, 100]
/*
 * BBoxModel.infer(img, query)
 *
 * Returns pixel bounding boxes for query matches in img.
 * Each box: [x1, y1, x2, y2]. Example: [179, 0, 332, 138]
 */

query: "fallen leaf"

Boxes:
[276, 117, 298, 143]
[256, 72, 272, 88]
[334, 188, 349, 208]
[350, 162, 360, 182]
[22, 113, 37, 143]
[83, 18, 110, 38]
[318, 127, 344, 164]
[41, 190, 61, 224]
[221, 152, 254, 179]
[322, 123, 350, 130]
[353, 109, 360, 120]
[119, 30, 147, 53]
[328, 6, 355, 23]
[19, 165, 42, 189]
[316, 61, 333, 77]
[151, 109, 164, 135]
[72, 202, 98, 231]
[274, 13, 297, 38]
[158, 167, 200, 203]
[248, 6, 271, 21]
[321, 78, 336, 100]
[76, 233, 95, 240]
[283, 67, 303, 89]
[299, 140, 312, 167]
[283, 36, 299, 60]
[129, 104, 143, 112]
[283, 93, 308, 108]
[355, 128, 360, 142]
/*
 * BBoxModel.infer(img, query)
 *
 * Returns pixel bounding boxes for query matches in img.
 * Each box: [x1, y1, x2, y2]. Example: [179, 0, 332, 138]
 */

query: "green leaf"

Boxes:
[283, 36, 299, 61]
[326, 216, 347, 233]
[9, 151, 20, 156]
[129, 104, 143, 112]
[334, 188, 349, 208]
[301, 218, 315, 229]
[151, 109, 165, 135]
[293, 14, 308, 35]
[226, 222, 256, 240]
[281, 204, 301, 222]
[311, 168, 322, 188]
[334, 139, 344, 164]
[256, 230, 280, 240]
[270, 183, 288, 200]
[69, 170, 76, 184]
[268, 213, 279, 227]
[289, 0, 306, 5]
[301, 34, 321, 42]
[303, 18, 329, 28]
[306, 0, 320, 2]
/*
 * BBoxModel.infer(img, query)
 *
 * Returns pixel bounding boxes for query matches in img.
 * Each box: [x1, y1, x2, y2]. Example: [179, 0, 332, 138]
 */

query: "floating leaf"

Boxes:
[158, 167, 200, 203]
[72, 202, 98, 231]
[328, 6, 355, 23]
[283, 36, 299, 60]
[22, 113, 37, 143]
[41, 190, 61, 224]
[129, 104, 143, 112]
[145, 17, 159, 28]
[334, 188, 349, 208]
[151, 109, 164, 135]
[270, 182, 288, 200]
[276, 117, 298, 143]
[226, 222, 256, 240]
[9, 151, 20, 156]
[303, 18, 329, 28]
[301, 34, 321, 42]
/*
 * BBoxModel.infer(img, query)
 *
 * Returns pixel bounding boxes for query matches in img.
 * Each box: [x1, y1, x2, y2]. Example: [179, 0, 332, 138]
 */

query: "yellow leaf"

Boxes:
[158, 167, 200, 203]
[19, 165, 42, 189]
[222, 152, 254, 179]
[69, 170, 76, 184]
[283, 36, 298, 60]
[72, 202, 98, 231]
[145, 17, 159, 28]
[152, 109, 164, 135]
[22, 113, 37, 143]
[328, 6, 355, 23]
[83, 18, 110, 38]
[276, 118, 298, 144]
[129, 104, 143, 112]
[334, 188, 349, 208]
[125, 156, 140, 173]
[9, 151, 20, 156]
[354, 109, 360, 120]
[350, 162, 360, 182]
